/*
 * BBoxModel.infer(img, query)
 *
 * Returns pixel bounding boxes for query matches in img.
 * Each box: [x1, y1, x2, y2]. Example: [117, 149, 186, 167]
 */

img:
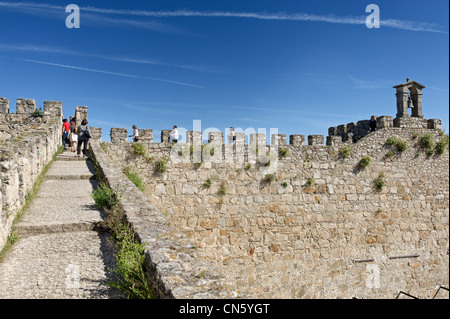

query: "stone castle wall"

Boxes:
[0, 98, 63, 250]
[1, 94, 448, 299]
[101, 117, 449, 299]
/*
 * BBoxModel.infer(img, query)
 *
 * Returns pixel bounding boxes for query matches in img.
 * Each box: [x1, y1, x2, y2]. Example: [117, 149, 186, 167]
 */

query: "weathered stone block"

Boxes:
[376, 116, 393, 129]
[75, 106, 88, 126]
[89, 127, 102, 142]
[308, 135, 324, 145]
[326, 135, 342, 146]
[289, 135, 305, 146]
[110, 128, 127, 145]
[0, 98, 9, 114]
[427, 119, 442, 130]
[138, 129, 153, 144]
[16, 99, 36, 115]
[208, 132, 224, 145]
[44, 101, 63, 119]
[271, 134, 286, 146]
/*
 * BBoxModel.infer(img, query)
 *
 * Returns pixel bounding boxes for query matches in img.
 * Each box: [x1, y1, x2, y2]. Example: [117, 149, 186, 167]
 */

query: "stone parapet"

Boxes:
[393, 116, 428, 129]
[0, 119, 62, 251]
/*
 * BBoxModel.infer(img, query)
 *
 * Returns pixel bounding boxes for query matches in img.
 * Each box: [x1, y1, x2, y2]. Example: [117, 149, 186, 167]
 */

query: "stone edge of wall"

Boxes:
[89, 141, 242, 299]
[0, 119, 62, 251]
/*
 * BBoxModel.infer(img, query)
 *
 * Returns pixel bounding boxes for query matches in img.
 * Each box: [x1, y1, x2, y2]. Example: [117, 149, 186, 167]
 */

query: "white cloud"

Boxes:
[349, 76, 394, 90]
[0, 43, 219, 73]
[0, 1, 447, 33]
[20, 59, 207, 89]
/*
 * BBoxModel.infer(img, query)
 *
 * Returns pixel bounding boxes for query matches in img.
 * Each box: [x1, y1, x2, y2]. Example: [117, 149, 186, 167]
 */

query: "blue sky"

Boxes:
[0, 0, 448, 142]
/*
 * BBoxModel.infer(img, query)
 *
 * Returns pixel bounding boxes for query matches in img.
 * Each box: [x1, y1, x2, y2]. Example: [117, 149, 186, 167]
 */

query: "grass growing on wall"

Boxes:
[359, 156, 372, 169]
[435, 135, 449, 155]
[122, 166, 145, 192]
[278, 147, 289, 158]
[130, 142, 147, 156]
[264, 174, 276, 184]
[340, 146, 352, 159]
[305, 177, 315, 187]
[154, 158, 169, 173]
[373, 172, 386, 192]
[91, 181, 153, 299]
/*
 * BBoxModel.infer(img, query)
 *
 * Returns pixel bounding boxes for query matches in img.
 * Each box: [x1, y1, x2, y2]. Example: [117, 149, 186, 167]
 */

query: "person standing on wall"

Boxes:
[129, 125, 139, 142]
[370, 116, 377, 132]
[76, 119, 91, 157]
[169, 125, 178, 143]
[62, 118, 70, 149]
[69, 120, 78, 152]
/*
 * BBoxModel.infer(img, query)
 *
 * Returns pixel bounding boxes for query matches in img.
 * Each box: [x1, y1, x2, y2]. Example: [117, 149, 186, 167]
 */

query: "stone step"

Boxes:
[16, 195, 107, 238]
[56, 155, 91, 161]
[45, 160, 97, 180]
[56, 151, 91, 161]
[15, 220, 106, 238]
[34, 179, 99, 198]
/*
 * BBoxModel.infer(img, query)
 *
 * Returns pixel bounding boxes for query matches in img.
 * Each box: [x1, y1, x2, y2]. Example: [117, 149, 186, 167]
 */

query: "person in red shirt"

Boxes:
[62, 119, 70, 149]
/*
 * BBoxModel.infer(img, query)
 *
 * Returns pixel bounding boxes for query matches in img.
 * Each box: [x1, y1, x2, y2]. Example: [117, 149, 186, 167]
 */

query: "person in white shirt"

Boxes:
[129, 125, 139, 142]
[169, 125, 178, 143]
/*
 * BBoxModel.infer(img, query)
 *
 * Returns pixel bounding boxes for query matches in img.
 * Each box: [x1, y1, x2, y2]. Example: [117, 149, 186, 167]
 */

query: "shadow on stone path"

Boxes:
[0, 150, 122, 299]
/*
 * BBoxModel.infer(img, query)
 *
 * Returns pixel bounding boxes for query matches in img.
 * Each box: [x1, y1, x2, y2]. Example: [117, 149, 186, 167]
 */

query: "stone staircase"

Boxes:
[0, 151, 120, 299]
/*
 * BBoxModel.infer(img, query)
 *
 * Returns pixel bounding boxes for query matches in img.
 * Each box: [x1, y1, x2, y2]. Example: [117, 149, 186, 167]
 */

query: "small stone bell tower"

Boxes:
[393, 78, 425, 118]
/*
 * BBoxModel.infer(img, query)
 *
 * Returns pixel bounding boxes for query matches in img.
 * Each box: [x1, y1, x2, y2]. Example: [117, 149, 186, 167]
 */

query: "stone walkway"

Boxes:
[0, 150, 121, 299]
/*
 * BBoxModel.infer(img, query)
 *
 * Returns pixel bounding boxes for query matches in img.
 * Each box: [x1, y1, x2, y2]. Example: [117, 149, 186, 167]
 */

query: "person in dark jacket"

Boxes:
[76, 119, 91, 157]
[369, 116, 377, 132]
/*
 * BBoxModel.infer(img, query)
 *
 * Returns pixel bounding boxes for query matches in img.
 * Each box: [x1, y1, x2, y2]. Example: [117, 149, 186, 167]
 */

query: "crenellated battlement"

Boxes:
[0, 97, 62, 118]
[0, 97, 103, 143]
[108, 126, 330, 146]
[327, 115, 442, 144]
[104, 113, 442, 153]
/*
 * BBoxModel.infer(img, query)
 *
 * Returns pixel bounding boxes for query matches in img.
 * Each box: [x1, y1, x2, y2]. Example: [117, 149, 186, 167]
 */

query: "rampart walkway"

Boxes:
[0, 151, 120, 299]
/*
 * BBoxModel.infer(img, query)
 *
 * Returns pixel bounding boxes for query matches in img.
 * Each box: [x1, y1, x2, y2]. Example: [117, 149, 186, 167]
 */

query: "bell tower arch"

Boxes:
[393, 78, 425, 118]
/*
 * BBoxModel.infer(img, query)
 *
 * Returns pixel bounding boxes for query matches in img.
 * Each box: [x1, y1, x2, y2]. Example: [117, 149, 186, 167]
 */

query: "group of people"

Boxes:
[62, 118, 91, 157]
